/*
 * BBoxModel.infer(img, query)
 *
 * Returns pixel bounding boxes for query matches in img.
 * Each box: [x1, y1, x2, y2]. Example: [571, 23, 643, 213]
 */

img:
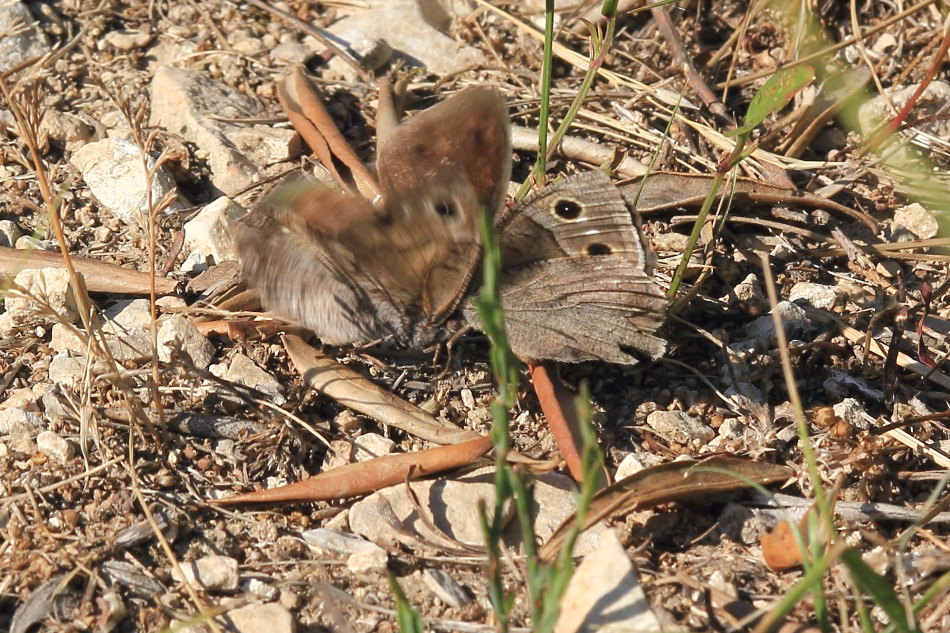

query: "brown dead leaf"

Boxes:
[277, 66, 381, 200]
[283, 334, 481, 445]
[0, 246, 176, 295]
[215, 434, 492, 505]
[539, 456, 793, 561]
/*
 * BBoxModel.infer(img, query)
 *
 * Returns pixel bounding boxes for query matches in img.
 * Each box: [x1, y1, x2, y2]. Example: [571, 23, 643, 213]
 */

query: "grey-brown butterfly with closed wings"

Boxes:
[476, 169, 668, 364]
[234, 87, 668, 364]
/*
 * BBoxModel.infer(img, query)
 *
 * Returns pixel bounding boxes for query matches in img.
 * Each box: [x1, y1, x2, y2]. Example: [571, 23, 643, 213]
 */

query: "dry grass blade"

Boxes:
[0, 246, 177, 295]
[538, 456, 793, 561]
[214, 435, 493, 505]
[624, 172, 878, 230]
[282, 334, 480, 445]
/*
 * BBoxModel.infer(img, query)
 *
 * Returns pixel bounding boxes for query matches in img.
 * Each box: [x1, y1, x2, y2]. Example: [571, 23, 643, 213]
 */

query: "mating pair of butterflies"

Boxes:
[234, 87, 668, 364]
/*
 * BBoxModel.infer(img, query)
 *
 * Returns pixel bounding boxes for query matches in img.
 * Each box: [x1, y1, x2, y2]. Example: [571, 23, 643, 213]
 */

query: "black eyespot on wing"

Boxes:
[435, 200, 457, 218]
[554, 199, 582, 220]
[412, 142, 428, 156]
[586, 243, 611, 256]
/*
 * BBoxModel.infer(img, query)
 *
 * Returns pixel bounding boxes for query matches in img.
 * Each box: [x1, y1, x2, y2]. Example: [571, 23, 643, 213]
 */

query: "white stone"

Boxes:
[174, 555, 239, 592]
[892, 202, 939, 241]
[349, 467, 605, 555]
[50, 299, 157, 363]
[36, 430, 74, 463]
[223, 603, 294, 633]
[614, 454, 645, 481]
[39, 111, 94, 151]
[324, 0, 484, 81]
[554, 529, 660, 633]
[224, 354, 285, 405]
[0, 407, 44, 438]
[717, 418, 745, 440]
[0, 219, 21, 247]
[650, 232, 689, 252]
[302, 527, 381, 556]
[646, 410, 715, 445]
[103, 29, 153, 52]
[346, 546, 388, 573]
[744, 300, 809, 343]
[241, 578, 278, 602]
[183, 197, 246, 266]
[70, 136, 181, 226]
[1, 268, 80, 335]
[833, 397, 870, 430]
[0, 387, 39, 412]
[725, 273, 766, 310]
[789, 282, 841, 310]
[47, 352, 84, 387]
[352, 432, 395, 461]
[158, 316, 215, 369]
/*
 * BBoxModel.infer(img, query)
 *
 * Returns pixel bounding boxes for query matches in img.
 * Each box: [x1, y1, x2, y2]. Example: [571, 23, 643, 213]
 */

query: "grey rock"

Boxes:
[0, 1, 50, 74]
[745, 300, 809, 343]
[554, 529, 660, 633]
[892, 202, 939, 241]
[724, 273, 766, 310]
[0, 387, 39, 412]
[173, 555, 239, 593]
[349, 467, 605, 555]
[47, 352, 85, 387]
[0, 407, 44, 438]
[102, 29, 153, 52]
[324, 0, 484, 80]
[222, 603, 294, 633]
[858, 81, 950, 141]
[718, 502, 767, 545]
[350, 37, 392, 71]
[100, 560, 167, 597]
[302, 527, 381, 557]
[36, 430, 74, 463]
[352, 432, 395, 461]
[346, 546, 388, 573]
[230, 126, 299, 170]
[858, 80, 950, 168]
[823, 369, 884, 402]
[39, 111, 94, 151]
[422, 568, 471, 608]
[158, 316, 215, 369]
[241, 579, 279, 602]
[1, 268, 80, 335]
[646, 410, 715, 445]
[269, 39, 310, 65]
[150, 66, 278, 195]
[833, 397, 871, 430]
[224, 354, 285, 405]
[0, 219, 22, 247]
[650, 231, 689, 253]
[14, 235, 55, 250]
[789, 282, 841, 311]
[49, 299, 155, 363]
[71, 136, 181, 226]
[181, 197, 246, 272]
[717, 417, 746, 440]
[614, 453, 646, 481]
